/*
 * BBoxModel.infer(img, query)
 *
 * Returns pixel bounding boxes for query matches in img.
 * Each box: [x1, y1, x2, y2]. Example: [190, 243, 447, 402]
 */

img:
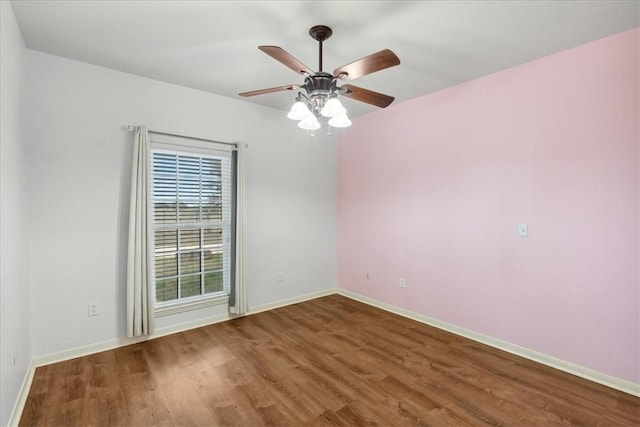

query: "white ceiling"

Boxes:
[10, 0, 640, 117]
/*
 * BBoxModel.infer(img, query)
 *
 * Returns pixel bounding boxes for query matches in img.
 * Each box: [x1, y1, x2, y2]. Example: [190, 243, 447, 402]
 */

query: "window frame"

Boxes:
[148, 135, 234, 317]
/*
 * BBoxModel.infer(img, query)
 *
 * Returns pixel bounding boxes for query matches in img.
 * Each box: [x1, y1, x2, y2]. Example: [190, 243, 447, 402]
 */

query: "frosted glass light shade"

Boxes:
[320, 97, 347, 118]
[287, 101, 311, 120]
[328, 113, 352, 128]
[298, 115, 321, 130]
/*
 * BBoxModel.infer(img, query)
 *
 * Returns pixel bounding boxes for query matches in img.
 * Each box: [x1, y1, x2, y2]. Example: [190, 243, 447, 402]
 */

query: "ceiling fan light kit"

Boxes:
[287, 99, 311, 120]
[320, 96, 346, 118]
[328, 113, 352, 128]
[240, 25, 400, 131]
[298, 115, 321, 131]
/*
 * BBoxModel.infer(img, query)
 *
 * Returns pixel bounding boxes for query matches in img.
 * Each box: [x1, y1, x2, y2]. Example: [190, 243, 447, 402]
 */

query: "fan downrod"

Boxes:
[308, 25, 332, 42]
[309, 25, 332, 72]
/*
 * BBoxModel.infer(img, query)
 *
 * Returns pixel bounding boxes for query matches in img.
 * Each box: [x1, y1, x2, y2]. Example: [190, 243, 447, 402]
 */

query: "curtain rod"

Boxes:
[127, 126, 237, 147]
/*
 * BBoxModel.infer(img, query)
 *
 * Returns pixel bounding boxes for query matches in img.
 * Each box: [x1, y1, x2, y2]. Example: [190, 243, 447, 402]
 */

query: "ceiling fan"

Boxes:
[239, 25, 400, 130]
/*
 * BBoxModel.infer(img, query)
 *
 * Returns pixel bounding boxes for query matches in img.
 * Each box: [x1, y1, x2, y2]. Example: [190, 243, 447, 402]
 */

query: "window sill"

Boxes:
[155, 294, 229, 317]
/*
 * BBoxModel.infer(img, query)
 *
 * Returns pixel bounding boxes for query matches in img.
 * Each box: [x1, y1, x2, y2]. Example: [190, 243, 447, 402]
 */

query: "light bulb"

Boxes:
[298, 115, 321, 130]
[287, 101, 311, 120]
[328, 113, 352, 128]
[320, 97, 347, 118]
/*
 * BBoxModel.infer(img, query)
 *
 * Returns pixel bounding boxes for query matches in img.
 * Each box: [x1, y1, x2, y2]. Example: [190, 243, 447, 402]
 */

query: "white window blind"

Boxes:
[150, 147, 232, 307]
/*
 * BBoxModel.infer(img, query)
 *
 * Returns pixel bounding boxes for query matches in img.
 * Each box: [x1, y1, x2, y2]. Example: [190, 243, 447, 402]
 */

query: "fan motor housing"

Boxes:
[304, 72, 336, 97]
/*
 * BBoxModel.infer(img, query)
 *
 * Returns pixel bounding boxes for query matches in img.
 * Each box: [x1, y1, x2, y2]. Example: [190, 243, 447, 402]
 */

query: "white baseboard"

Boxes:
[31, 288, 337, 369]
[8, 360, 35, 427]
[337, 289, 640, 397]
[32, 312, 231, 368]
[246, 288, 337, 316]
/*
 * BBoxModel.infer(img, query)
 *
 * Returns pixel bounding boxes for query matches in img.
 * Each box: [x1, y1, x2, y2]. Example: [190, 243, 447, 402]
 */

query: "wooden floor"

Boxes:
[20, 295, 639, 426]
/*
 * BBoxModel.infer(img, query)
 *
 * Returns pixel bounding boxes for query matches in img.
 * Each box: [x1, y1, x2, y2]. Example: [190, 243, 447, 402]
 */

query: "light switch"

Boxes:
[518, 223, 528, 237]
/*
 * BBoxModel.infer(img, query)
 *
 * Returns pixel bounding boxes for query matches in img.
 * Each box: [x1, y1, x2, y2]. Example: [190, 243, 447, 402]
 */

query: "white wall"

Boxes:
[24, 49, 337, 358]
[0, 2, 32, 425]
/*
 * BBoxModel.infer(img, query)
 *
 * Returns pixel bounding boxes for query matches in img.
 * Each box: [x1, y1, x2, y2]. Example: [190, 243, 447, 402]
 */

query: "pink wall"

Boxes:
[338, 28, 639, 384]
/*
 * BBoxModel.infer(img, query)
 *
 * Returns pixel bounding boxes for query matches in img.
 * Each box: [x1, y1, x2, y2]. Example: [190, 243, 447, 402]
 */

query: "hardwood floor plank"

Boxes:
[19, 295, 639, 426]
[256, 404, 297, 427]
[333, 403, 376, 427]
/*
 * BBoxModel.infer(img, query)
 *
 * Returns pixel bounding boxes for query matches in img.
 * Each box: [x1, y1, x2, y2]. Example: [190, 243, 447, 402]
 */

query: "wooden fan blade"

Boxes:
[334, 49, 400, 80]
[340, 84, 395, 108]
[258, 46, 314, 75]
[239, 84, 300, 97]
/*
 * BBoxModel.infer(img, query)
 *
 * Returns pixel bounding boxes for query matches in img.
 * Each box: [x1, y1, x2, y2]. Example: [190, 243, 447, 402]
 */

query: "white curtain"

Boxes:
[229, 143, 248, 315]
[126, 125, 155, 337]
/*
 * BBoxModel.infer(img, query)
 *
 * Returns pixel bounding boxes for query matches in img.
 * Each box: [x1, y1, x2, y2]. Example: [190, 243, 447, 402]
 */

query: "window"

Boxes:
[150, 142, 233, 312]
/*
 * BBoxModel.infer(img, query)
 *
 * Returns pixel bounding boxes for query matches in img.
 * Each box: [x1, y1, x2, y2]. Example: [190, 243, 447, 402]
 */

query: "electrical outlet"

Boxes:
[400, 278, 406, 288]
[277, 272, 284, 282]
[88, 303, 99, 317]
[366, 272, 370, 280]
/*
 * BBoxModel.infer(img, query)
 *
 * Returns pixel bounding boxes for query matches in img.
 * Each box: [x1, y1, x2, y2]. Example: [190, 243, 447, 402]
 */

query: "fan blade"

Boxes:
[258, 46, 314, 75]
[340, 84, 395, 108]
[334, 49, 400, 80]
[239, 84, 300, 97]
